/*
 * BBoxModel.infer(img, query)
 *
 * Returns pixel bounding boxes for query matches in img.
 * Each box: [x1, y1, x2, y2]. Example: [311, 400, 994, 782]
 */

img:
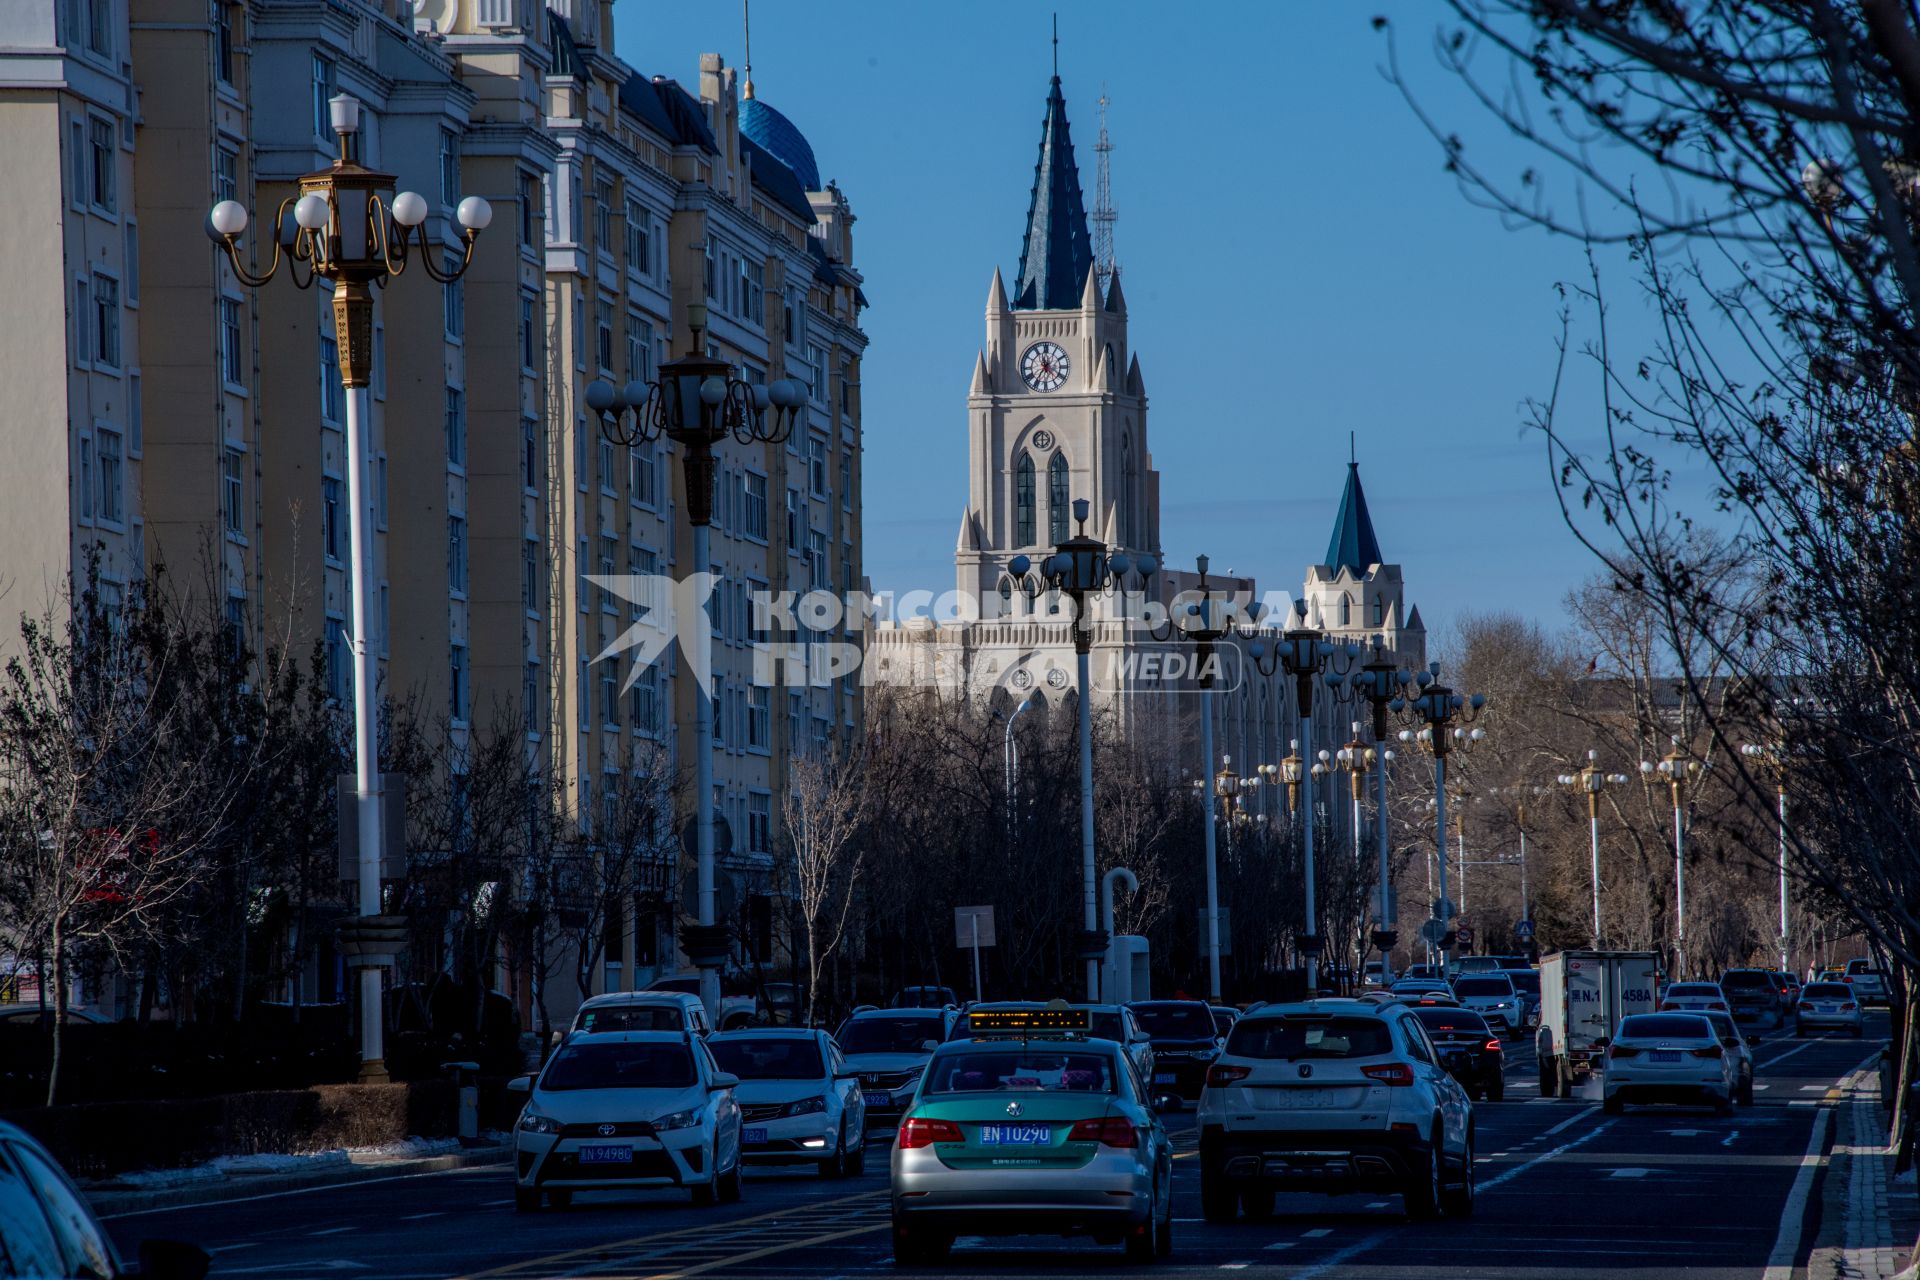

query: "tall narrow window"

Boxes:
[1339, 594, 1351, 626]
[522, 417, 540, 490]
[438, 128, 459, 206]
[91, 273, 119, 368]
[215, 0, 234, 83]
[322, 476, 342, 562]
[220, 297, 244, 385]
[215, 147, 237, 204]
[1014, 452, 1035, 546]
[1047, 452, 1070, 544]
[445, 386, 465, 465]
[86, 0, 110, 58]
[1121, 434, 1136, 546]
[444, 268, 463, 338]
[310, 53, 335, 141]
[449, 642, 469, 721]
[95, 428, 123, 523]
[319, 336, 341, 422]
[448, 514, 468, 594]
[221, 446, 244, 534]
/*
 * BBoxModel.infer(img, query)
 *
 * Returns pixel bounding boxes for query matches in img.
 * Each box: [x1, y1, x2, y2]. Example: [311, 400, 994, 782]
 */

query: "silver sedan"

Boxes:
[1795, 982, 1865, 1037]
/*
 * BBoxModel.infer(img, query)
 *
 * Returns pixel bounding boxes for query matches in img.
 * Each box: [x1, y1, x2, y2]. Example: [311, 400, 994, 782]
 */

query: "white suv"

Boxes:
[1196, 999, 1474, 1222]
[1451, 974, 1525, 1037]
[509, 1031, 743, 1211]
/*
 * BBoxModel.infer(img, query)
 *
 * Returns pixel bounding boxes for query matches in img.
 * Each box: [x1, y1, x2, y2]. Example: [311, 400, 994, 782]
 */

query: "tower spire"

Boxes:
[742, 0, 754, 99]
[1052, 12, 1058, 77]
[1325, 458, 1384, 575]
[1012, 49, 1094, 310]
[1092, 86, 1116, 293]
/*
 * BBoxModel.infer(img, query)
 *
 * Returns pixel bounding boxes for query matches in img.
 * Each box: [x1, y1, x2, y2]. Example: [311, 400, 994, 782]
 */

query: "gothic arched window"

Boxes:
[1048, 452, 1071, 544]
[1340, 593, 1352, 626]
[1015, 452, 1036, 546]
[1373, 595, 1385, 626]
[1121, 434, 1136, 546]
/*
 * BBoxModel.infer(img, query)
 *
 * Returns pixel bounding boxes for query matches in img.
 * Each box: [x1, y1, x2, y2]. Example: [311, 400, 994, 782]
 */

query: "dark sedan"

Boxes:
[1128, 999, 1222, 1104]
[1413, 1006, 1506, 1101]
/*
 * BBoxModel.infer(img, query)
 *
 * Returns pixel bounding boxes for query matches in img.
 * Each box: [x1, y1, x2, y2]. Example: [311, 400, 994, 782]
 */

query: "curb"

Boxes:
[88, 1144, 511, 1218]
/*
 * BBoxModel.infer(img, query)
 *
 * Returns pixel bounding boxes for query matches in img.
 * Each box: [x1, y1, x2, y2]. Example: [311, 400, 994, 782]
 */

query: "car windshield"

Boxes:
[709, 1037, 824, 1080]
[1721, 971, 1771, 989]
[1454, 978, 1513, 997]
[1226, 1015, 1395, 1060]
[838, 1016, 941, 1055]
[1846, 961, 1883, 975]
[1667, 984, 1721, 997]
[1413, 1009, 1491, 1034]
[1618, 1014, 1713, 1041]
[925, 1049, 1118, 1094]
[1502, 971, 1539, 994]
[1079, 1010, 1126, 1042]
[1130, 1003, 1216, 1038]
[540, 1041, 695, 1091]
[577, 1005, 683, 1033]
[1804, 983, 1852, 999]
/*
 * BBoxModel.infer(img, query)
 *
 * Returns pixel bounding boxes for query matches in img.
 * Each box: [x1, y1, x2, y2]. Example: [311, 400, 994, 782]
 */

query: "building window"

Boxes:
[91, 273, 119, 368]
[1340, 593, 1351, 626]
[438, 128, 460, 206]
[631, 668, 657, 735]
[310, 53, 335, 141]
[522, 417, 540, 490]
[524, 658, 542, 733]
[128, 372, 141, 453]
[599, 535, 617, 611]
[1374, 596, 1385, 626]
[322, 476, 342, 562]
[593, 177, 613, 253]
[85, 0, 110, 59]
[523, 538, 541, 616]
[625, 314, 651, 383]
[748, 791, 770, 852]
[224, 594, 246, 660]
[747, 685, 769, 751]
[221, 446, 244, 534]
[319, 336, 342, 421]
[325, 617, 348, 700]
[216, 0, 234, 83]
[448, 514, 468, 595]
[710, 676, 725, 745]
[839, 451, 851, 510]
[519, 294, 537, 371]
[1014, 452, 1035, 546]
[87, 117, 114, 212]
[518, 170, 540, 249]
[450, 642, 469, 721]
[220, 297, 244, 386]
[599, 436, 615, 494]
[599, 646, 619, 726]
[215, 147, 237, 203]
[784, 488, 800, 549]
[625, 200, 650, 274]
[743, 472, 768, 541]
[94, 427, 123, 524]
[807, 530, 828, 587]
[445, 386, 465, 466]
[73, 278, 90, 364]
[78, 436, 94, 520]
[1047, 452, 1070, 544]
[808, 435, 828, 497]
[595, 299, 614, 373]
[738, 255, 764, 324]
[444, 268, 463, 339]
[630, 438, 657, 508]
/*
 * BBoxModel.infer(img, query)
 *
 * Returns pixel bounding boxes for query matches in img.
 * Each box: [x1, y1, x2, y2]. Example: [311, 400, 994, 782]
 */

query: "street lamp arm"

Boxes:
[210, 195, 305, 290]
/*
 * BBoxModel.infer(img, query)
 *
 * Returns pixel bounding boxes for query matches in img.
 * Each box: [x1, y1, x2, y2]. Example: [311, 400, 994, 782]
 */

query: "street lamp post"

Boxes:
[1180, 556, 1232, 1001]
[1007, 501, 1154, 999]
[1350, 641, 1409, 974]
[208, 94, 491, 1082]
[1395, 664, 1486, 969]
[1642, 737, 1704, 979]
[586, 320, 806, 1021]
[1004, 697, 1034, 836]
[1742, 742, 1790, 971]
[1557, 752, 1631, 948]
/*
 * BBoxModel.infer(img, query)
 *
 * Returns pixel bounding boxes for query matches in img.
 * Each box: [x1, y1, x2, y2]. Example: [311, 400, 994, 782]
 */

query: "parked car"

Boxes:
[890, 986, 960, 1009]
[951, 1002, 1157, 1088]
[0, 1119, 209, 1279]
[645, 974, 758, 1030]
[508, 1030, 743, 1211]
[571, 991, 713, 1038]
[1601, 1013, 1735, 1115]
[1451, 974, 1525, 1037]
[1362, 960, 1391, 988]
[1208, 1006, 1241, 1038]
[709, 1027, 865, 1176]
[1413, 1006, 1506, 1101]
[1659, 982, 1731, 1015]
[1196, 998, 1475, 1221]
[1719, 968, 1787, 1028]
[836, 1007, 958, 1129]
[1770, 971, 1801, 1011]
[0, 1005, 112, 1026]
[1702, 1011, 1756, 1105]
[1498, 968, 1542, 1028]
[1795, 981, 1865, 1038]
[1843, 959, 1890, 1007]
[1128, 999, 1223, 1105]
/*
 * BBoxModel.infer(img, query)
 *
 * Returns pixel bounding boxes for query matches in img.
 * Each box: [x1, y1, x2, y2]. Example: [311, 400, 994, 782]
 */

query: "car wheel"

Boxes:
[846, 1124, 868, 1176]
[1440, 1134, 1475, 1218]
[1487, 1075, 1506, 1103]
[513, 1186, 541, 1214]
[545, 1188, 572, 1210]
[1200, 1165, 1238, 1223]
[1403, 1134, 1442, 1221]
[1603, 1093, 1624, 1116]
[1538, 1063, 1557, 1097]
[717, 1152, 743, 1203]
[820, 1121, 848, 1178]
[1155, 1175, 1174, 1258]
[892, 1222, 951, 1267]
[691, 1147, 719, 1206]
[1124, 1180, 1160, 1264]
[1240, 1186, 1276, 1221]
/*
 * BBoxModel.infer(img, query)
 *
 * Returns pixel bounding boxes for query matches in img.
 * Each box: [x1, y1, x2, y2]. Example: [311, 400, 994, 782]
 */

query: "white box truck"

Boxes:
[1535, 950, 1661, 1096]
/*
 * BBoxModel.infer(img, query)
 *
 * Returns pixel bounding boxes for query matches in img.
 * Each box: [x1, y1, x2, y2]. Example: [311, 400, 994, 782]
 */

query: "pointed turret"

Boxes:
[1104, 267, 1127, 316]
[970, 351, 991, 395]
[1125, 352, 1145, 398]
[1094, 343, 1117, 391]
[1080, 262, 1102, 312]
[1324, 462, 1384, 575]
[986, 267, 1007, 314]
[1012, 74, 1095, 311]
[957, 507, 982, 552]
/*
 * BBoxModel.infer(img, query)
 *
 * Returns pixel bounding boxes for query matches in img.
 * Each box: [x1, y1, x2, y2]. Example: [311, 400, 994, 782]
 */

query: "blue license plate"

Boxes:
[743, 1127, 768, 1144]
[980, 1123, 1051, 1146]
[863, 1092, 892, 1108]
[1154, 1072, 1176, 1084]
[1649, 1050, 1680, 1064]
[578, 1144, 631, 1164]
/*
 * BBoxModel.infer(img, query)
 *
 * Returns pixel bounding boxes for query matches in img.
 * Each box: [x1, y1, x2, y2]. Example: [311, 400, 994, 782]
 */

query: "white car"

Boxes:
[1451, 974, 1524, 1037]
[1197, 999, 1475, 1221]
[571, 991, 713, 1038]
[510, 1030, 743, 1211]
[1601, 1013, 1735, 1115]
[708, 1028, 866, 1176]
[1842, 960, 1889, 1007]
[835, 1007, 956, 1129]
[1795, 981, 1865, 1037]
[1659, 982, 1730, 1015]
[1702, 1011, 1756, 1105]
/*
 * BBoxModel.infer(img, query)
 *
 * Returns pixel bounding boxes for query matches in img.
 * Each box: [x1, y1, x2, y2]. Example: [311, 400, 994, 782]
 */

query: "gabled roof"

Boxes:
[741, 134, 814, 223]
[1012, 75, 1094, 311]
[1324, 462, 1384, 575]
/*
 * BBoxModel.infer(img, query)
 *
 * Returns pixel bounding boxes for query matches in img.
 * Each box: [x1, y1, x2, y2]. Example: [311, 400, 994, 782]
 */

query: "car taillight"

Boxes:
[1361, 1063, 1415, 1087]
[1690, 1044, 1723, 1059]
[1206, 1064, 1251, 1088]
[1066, 1117, 1138, 1147]
[1485, 1039, 1504, 1052]
[1841, 1002, 1858, 1011]
[896, 1118, 963, 1149]
[1608, 1043, 1640, 1059]
[1710, 1002, 1727, 1010]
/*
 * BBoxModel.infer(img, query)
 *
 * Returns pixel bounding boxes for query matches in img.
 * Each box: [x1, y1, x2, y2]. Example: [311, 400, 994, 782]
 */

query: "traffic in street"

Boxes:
[99, 1005, 1885, 1279]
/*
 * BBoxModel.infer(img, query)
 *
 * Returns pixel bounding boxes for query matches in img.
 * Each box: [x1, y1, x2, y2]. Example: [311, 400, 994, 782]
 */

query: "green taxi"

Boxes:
[888, 1007, 1174, 1266]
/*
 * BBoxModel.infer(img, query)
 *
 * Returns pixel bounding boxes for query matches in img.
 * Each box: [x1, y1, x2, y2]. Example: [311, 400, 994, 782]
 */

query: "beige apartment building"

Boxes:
[0, 0, 866, 1024]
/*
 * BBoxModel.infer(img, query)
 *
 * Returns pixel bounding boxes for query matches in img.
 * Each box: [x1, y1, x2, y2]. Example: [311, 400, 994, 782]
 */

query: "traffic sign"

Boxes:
[1456, 926, 1476, 945]
[1432, 897, 1457, 921]
[1515, 919, 1536, 941]
[954, 905, 996, 948]
[1420, 918, 1448, 944]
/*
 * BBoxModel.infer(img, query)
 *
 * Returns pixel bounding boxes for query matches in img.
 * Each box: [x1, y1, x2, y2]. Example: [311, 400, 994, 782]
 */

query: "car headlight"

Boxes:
[654, 1108, 703, 1131]
[784, 1096, 828, 1117]
[518, 1111, 562, 1135]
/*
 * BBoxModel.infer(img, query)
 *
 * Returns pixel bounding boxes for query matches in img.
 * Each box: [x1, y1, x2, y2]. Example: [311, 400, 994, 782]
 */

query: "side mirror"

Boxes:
[920, 1039, 939, 1053]
[709, 1071, 740, 1091]
[140, 1240, 211, 1280]
[506, 1075, 532, 1095]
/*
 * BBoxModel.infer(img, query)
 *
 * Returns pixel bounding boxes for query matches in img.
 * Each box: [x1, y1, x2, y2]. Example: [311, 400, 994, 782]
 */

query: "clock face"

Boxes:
[1021, 342, 1071, 392]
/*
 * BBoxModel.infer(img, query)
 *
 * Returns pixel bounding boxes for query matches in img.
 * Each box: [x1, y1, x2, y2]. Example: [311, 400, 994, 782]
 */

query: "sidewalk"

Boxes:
[87, 1139, 510, 1218]
[1809, 1065, 1919, 1280]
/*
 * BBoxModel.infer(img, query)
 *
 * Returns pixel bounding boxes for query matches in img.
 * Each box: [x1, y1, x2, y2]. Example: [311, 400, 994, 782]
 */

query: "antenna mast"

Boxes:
[1092, 86, 1117, 295]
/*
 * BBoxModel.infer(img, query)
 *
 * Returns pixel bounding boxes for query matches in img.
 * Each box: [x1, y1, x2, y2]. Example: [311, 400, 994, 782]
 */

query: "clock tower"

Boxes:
[955, 71, 1160, 606]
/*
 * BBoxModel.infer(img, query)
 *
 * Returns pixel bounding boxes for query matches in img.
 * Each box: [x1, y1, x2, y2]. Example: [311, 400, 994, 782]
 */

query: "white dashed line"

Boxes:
[1303, 1228, 1332, 1237]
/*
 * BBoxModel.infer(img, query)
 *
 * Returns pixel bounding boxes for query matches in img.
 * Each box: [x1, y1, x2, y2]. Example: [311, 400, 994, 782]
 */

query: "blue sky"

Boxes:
[616, 1, 1677, 641]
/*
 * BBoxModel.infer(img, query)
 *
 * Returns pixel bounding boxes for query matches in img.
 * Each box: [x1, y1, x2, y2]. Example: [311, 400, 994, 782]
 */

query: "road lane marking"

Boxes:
[1755, 1040, 1826, 1070]
[1290, 1231, 1394, 1280]
[398, 1212, 443, 1220]
[1543, 1104, 1600, 1136]
[1479, 1118, 1616, 1192]
[1607, 1168, 1653, 1178]
[307, 1226, 356, 1236]
[1265, 1241, 1296, 1251]
[1303, 1227, 1331, 1237]
[1723, 1130, 1740, 1147]
[98, 1164, 510, 1220]
[1761, 1105, 1835, 1280]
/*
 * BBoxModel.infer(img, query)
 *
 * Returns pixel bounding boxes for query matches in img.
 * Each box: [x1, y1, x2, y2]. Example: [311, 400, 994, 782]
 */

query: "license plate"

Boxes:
[863, 1092, 892, 1108]
[1154, 1072, 1176, 1084]
[742, 1127, 768, 1144]
[1650, 1050, 1680, 1063]
[980, 1123, 1051, 1146]
[577, 1144, 632, 1164]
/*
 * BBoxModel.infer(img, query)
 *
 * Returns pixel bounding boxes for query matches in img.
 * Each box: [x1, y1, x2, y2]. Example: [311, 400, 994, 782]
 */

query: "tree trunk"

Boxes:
[805, 916, 821, 1028]
[46, 920, 66, 1107]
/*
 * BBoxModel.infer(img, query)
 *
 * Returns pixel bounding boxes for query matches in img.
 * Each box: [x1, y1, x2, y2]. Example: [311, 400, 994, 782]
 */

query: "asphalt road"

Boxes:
[103, 1017, 1885, 1279]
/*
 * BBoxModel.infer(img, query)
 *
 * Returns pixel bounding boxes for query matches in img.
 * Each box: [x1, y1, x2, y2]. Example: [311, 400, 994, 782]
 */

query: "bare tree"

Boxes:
[785, 747, 869, 1026]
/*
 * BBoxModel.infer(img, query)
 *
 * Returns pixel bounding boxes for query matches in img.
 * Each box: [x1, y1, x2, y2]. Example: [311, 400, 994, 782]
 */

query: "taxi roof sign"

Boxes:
[967, 1007, 1091, 1033]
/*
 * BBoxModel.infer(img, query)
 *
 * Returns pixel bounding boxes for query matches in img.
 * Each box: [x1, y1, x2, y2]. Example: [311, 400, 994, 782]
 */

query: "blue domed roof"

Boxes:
[740, 97, 820, 192]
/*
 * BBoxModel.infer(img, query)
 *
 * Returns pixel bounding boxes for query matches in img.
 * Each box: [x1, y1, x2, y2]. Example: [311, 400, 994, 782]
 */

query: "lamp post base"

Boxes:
[357, 1058, 391, 1085]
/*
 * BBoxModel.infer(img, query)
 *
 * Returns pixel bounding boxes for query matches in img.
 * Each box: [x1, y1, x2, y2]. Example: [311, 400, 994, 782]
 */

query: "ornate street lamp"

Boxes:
[1349, 641, 1409, 966]
[1280, 741, 1305, 814]
[208, 94, 491, 1083]
[1741, 742, 1790, 971]
[1486, 784, 1545, 936]
[586, 313, 805, 1018]
[1557, 752, 1632, 948]
[1168, 555, 1233, 1000]
[1006, 499, 1155, 998]
[1394, 663, 1487, 967]
[1642, 737, 1706, 978]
